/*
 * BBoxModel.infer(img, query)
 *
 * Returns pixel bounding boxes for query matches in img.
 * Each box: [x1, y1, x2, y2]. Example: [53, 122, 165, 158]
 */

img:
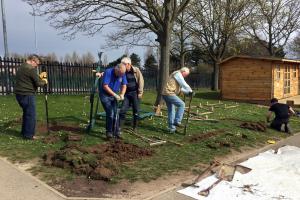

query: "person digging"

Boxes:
[266, 98, 295, 134]
[14, 54, 48, 140]
[119, 57, 144, 133]
[162, 67, 194, 133]
[99, 63, 127, 139]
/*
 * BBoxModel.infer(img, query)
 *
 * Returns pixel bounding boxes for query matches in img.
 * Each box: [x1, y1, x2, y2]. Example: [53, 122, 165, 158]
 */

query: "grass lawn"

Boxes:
[1, 89, 300, 184]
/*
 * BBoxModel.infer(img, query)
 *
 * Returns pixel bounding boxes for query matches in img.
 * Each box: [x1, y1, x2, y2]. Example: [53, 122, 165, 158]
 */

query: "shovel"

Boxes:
[198, 164, 251, 197]
[184, 94, 193, 135]
[181, 160, 220, 188]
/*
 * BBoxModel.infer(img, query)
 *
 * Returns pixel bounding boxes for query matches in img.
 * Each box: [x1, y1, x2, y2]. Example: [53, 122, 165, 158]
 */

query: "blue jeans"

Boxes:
[100, 94, 119, 136]
[162, 95, 185, 131]
[16, 94, 36, 139]
[119, 91, 140, 129]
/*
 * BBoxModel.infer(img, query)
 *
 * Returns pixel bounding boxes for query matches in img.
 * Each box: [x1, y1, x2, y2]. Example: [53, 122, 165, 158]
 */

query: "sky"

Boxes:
[0, 0, 145, 63]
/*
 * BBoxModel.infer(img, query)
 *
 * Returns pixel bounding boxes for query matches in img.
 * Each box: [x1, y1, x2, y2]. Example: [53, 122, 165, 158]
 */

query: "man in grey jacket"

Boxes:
[119, 57, 144, 132]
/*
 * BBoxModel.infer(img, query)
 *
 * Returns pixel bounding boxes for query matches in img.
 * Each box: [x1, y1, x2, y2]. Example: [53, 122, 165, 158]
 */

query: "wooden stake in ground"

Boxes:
[124, 128, 166, 146]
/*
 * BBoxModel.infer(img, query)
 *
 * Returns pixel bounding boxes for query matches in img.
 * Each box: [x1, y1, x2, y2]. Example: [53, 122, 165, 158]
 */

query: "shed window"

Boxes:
[293, 66, 297, 78]
[284, 66, 291, 94]
[276, 65, 280, 80]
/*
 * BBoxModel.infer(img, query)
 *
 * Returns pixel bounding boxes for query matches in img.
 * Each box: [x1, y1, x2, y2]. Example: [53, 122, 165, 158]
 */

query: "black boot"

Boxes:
[284, 123, 292, 134]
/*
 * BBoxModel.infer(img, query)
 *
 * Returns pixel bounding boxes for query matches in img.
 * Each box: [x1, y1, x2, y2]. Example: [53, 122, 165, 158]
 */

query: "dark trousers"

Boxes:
[271, 118, 291, 133]
[100, 94, 119, 136]
[16, 94, 36, 139]
[119, 91, 139, 129]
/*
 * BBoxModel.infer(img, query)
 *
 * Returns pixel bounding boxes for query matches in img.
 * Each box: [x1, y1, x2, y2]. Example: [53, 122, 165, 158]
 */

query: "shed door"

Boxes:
[284, 66, 291, 95]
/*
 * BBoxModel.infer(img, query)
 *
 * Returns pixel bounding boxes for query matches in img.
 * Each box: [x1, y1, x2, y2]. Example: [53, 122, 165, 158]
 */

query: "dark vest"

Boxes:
[126, 69, 137, 92]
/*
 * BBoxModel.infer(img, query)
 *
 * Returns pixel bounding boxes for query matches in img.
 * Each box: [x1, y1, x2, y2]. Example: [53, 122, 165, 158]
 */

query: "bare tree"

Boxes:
[247, 0, 300, 56]
[45, 52, 58, 62]
[288, 32, 300, 59]
[82, 51, 95, 64]
[172, 4, 193, 68]
[24, 0, 191, 105]
[187, 0, 251, 90]
[71, 51, 80, 63]
[64, 53, 72, 63]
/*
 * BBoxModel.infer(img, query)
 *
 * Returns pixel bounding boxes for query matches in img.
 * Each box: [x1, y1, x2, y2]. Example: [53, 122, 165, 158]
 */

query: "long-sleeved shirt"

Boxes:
[162, 70, 192, 96]
[14, 63, 46, 95]
[173, 72, 192, 94]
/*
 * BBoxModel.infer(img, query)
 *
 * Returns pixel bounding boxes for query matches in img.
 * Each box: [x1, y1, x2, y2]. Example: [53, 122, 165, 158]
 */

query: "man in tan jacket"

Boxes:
[119, 57, 144, 132]
[162, 67, 193, 133]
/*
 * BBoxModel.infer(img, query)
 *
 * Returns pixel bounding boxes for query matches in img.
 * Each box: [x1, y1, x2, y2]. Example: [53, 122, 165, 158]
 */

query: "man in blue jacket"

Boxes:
[100, 63, 127, 139]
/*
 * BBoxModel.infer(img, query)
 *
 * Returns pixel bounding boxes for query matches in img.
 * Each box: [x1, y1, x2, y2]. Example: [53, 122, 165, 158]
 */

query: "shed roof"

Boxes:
[219, 55, 300, 65]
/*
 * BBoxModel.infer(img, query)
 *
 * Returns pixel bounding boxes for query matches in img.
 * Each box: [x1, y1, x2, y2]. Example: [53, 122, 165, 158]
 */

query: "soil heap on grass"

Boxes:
[43, 141, 153, 181]
[188, 130, 226, 143]
[240, 122, 267, 132]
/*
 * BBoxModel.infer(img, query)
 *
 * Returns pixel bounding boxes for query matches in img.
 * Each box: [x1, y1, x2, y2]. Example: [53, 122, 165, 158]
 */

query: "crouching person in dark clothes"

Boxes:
[267, 98, 295, 134]
[119, 57, 144, 132]
[99, 63, 127, 139]
[14, 54, 48, 140]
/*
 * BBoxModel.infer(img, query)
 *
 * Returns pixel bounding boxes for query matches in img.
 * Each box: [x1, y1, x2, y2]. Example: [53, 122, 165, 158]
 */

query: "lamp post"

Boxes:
[1, 0, 9, 57]
[30, 4, 38, 53]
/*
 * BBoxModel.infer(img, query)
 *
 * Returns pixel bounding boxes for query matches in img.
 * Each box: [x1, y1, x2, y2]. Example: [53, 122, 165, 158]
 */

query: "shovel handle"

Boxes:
[198, 178, 222, 197]
[184, 95, 193, 134]
[193, 160, 220, 184]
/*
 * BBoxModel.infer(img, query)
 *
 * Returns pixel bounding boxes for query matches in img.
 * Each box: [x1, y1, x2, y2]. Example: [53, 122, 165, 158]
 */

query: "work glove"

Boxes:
[96, 72, 104, 78]
[120, 94, 125, 100]
[113, 93, 121, 101]
[42, 78, 48, 85]
[39, 72, 47, 79]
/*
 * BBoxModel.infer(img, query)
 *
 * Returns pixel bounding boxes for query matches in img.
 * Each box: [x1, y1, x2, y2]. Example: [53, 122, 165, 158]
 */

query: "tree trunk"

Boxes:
[154, 30, 171, 106]
[180, 52, 185, 68]
[211, 61, 219, 91]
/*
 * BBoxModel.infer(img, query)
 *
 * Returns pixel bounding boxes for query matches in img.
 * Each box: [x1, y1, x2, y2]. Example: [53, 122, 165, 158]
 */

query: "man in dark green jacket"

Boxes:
[14, 54, 48, 140]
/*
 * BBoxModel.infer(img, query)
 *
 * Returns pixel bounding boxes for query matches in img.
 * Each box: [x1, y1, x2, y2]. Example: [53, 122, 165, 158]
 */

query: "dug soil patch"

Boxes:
[43, 141, 153, 181]
[36, 121, 83, 135]
[240, 122, 267, 132]
[188, 129, 226, 143]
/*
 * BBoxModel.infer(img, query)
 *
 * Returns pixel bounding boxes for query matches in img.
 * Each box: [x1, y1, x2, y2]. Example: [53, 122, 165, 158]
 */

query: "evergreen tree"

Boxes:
[130, 53, 141, 67]
[144, 54, 158, 71]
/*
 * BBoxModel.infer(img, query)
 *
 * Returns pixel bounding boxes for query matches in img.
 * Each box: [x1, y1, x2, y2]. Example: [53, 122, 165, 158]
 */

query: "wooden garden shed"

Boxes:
[219, 56, 300, 102]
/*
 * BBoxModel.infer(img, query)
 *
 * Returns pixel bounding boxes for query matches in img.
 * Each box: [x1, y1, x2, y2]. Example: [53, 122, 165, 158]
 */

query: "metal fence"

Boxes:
[0, 57, 212, 95]
[0, 57, 96, 95]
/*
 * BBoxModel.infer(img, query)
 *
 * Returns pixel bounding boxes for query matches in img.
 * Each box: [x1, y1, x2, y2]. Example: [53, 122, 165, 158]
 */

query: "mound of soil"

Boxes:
[240, 122, 267, 132]
[43, 141, 153, 181]
[42, 134, 61, 144]
[188, 130, 226, 143]
[87, 141, 153, 162]
[64, 134, 83, 142]
[36, 121, 83, 135]
[49, 125, 82, 133]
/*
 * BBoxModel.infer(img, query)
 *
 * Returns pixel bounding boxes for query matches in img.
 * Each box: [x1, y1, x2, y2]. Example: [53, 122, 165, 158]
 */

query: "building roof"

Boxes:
[219, 55, 300, 65]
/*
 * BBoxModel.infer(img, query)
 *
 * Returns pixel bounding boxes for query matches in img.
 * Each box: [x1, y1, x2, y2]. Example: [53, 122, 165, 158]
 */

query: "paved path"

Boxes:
[0, 158, 64, 200]
[1, 133, 300, 200]
[150, 133, 300, 200]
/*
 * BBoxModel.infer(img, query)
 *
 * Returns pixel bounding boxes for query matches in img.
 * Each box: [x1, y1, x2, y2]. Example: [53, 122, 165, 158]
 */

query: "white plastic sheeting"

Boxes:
[178, 146, 300, 200]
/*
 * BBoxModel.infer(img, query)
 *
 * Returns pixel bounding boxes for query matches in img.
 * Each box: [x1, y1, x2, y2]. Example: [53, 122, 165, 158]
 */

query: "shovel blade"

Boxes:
[235, 165, 252, 174]
[216, 164, 236, 181]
